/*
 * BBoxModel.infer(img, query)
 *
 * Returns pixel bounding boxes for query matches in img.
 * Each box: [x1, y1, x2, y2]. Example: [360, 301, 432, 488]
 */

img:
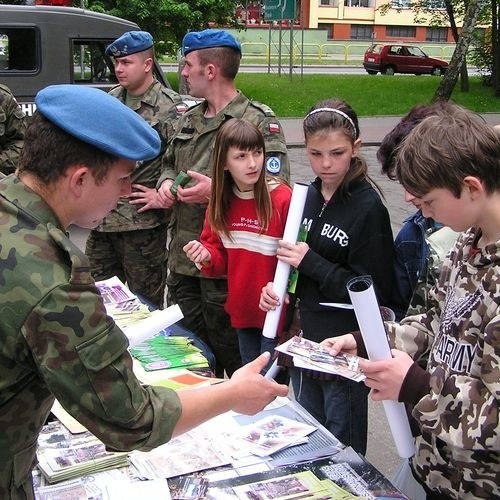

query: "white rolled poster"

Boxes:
[125, 304, 184, 348]
[262, 182, 309, 340]
[347, 275, 415, 458]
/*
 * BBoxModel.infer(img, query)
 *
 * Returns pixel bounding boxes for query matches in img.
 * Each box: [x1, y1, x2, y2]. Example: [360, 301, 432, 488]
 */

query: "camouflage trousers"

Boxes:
[166, 271, 242, 378]
[86, 225, 168, 309]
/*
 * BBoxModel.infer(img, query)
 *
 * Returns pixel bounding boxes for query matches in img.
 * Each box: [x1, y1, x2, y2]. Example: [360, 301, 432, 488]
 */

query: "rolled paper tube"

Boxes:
[125, 304, 184, 348]
[347, 275, 415, 458]
[262, 182, 309, 339]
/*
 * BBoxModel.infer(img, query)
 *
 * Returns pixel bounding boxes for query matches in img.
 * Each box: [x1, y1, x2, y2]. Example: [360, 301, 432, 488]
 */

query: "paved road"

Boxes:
[162, 63, 482, 76]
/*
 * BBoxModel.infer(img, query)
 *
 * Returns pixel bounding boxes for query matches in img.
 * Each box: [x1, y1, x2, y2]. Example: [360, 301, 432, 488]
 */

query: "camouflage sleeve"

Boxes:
[158, 139, 178, 188]
[25, 283, 182, 452]
[0, 91, 26, 175]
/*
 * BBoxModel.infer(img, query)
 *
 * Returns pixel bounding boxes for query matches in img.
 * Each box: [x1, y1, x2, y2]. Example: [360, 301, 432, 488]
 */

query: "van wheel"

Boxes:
[382, 66, 395, 76]
[366, 70, 377, 75]
[431, 67, 443, 76]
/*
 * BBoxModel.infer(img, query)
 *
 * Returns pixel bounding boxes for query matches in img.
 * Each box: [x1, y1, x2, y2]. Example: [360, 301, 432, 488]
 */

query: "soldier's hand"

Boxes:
[227, 352, 288, 415]
[157, 179, 176, 208]
[176, 170, 211, 204]
[129, 184, 164, 212]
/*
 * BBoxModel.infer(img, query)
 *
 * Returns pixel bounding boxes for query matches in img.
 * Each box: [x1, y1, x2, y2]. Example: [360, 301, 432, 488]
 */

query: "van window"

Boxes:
[0, 28, 39, 72]
[72, 40, 118, 84]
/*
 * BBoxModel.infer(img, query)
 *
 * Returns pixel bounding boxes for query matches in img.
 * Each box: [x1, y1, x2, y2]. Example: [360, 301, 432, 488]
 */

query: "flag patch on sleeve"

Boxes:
[269, 123, 280, 134]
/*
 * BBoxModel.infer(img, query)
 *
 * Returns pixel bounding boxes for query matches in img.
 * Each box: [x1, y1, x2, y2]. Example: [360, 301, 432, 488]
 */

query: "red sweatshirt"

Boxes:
[200, 183, 292, 329]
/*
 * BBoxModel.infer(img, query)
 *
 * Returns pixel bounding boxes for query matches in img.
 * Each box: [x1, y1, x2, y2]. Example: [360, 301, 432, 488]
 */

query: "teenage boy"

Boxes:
[322, 104, 499, 499]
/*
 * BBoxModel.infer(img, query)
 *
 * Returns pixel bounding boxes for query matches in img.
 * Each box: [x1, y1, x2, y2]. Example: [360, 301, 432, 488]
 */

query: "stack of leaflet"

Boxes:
[129, 335, 210, 372]
[36, 420, 128, 484]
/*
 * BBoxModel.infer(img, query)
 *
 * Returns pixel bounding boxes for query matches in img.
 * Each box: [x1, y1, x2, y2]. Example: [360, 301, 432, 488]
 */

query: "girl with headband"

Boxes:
[260, 98, 395, 454]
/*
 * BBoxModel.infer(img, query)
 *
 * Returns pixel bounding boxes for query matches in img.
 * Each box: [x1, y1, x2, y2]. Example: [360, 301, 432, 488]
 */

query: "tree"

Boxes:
[85, 0, 240, 56]
[433, 0, 486, 99]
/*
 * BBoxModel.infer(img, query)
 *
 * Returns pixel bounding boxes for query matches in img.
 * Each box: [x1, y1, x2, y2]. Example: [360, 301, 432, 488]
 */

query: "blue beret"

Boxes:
[182, 29, 241, 56]
[35, 85, 160, 161]
[105, 31, 154, 58]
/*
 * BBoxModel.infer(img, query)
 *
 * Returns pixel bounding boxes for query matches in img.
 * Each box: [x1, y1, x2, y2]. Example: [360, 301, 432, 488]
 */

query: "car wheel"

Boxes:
[431, 67, 443, 76]
[382, 66, 395, 76]
[366, 70, 377, 75]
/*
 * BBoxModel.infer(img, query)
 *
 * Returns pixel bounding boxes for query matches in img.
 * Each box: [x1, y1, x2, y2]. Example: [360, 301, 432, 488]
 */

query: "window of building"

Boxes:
[318, 23, 334, 39]
[386, 26, 416, 38]
[423, 0, 446, 9]
[390, 0, 412, 8]
[426, 27, 448, 42]
[319, 0, 336, 6]
[0, 27, 39, 71]
[345, 0, 371, 6]
[351, 25, 374, 40]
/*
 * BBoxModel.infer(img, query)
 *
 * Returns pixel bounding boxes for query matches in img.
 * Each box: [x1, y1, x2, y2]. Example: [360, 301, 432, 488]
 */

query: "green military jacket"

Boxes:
[95, 80, 185, 232]
[158, 91, 290, 277]
[0, 176, 181, 498]
[0, 84, 26, 175]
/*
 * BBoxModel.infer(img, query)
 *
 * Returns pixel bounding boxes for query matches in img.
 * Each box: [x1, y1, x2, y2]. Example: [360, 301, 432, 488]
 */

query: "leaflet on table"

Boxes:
[236, 415, 317, 457]
[129, 425, 232, 480]
[210, 397, 344, 471]
[170, 446, 409, 500]
[275, 336, 365, 382]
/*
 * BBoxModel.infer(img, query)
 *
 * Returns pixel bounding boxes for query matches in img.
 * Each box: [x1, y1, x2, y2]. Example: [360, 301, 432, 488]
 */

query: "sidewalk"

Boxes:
[281, 112, 500, 146]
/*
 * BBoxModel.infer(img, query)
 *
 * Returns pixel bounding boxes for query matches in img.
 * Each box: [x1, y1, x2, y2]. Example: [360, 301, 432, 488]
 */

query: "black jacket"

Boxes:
[297, 177, 394, 343]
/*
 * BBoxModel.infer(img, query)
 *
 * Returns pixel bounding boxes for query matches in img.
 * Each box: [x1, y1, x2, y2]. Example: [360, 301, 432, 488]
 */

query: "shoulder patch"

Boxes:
[266, 156, 282, 174]
[249, 100, 276, 117]
[269, 122, 280, 134]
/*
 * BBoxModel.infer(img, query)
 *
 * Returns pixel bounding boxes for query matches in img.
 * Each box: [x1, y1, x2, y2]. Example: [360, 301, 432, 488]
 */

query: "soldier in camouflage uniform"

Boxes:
[0, 83, 26, 175]
[322, 104, 500, 499]
[0, 84, 287, 500]
[85, 31, 186, 308]
[155, 29, 290, 377]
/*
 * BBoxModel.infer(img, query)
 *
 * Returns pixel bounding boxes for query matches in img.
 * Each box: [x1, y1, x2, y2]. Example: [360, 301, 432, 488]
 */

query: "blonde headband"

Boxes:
[304, 107, 358, 138]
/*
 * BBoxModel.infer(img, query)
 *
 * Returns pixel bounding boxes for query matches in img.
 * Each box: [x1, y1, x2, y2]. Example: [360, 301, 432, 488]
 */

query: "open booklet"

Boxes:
[275, 336, 365, 382]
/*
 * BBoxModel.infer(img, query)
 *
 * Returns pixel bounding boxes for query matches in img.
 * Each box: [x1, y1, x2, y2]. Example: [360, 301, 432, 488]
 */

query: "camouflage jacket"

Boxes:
[387, 227, 500, 499]
[95, 80, 186, 232]
[0, 176, 181, 497]
[0, 84, 26, 175]
[158, 91, 290, 277]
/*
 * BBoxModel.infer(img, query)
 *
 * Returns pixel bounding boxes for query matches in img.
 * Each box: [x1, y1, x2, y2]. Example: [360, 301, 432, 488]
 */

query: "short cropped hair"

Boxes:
[197, 47, 240, 79]
[395, 106, 500, 198]
[17, 112, 120, 185]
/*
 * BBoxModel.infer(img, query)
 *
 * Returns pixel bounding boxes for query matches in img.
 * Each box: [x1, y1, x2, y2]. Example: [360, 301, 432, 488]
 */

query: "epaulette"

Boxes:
[0, 83, 13, 96]
[249, 100, 277, 117]
[160, 86, 183, 103]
